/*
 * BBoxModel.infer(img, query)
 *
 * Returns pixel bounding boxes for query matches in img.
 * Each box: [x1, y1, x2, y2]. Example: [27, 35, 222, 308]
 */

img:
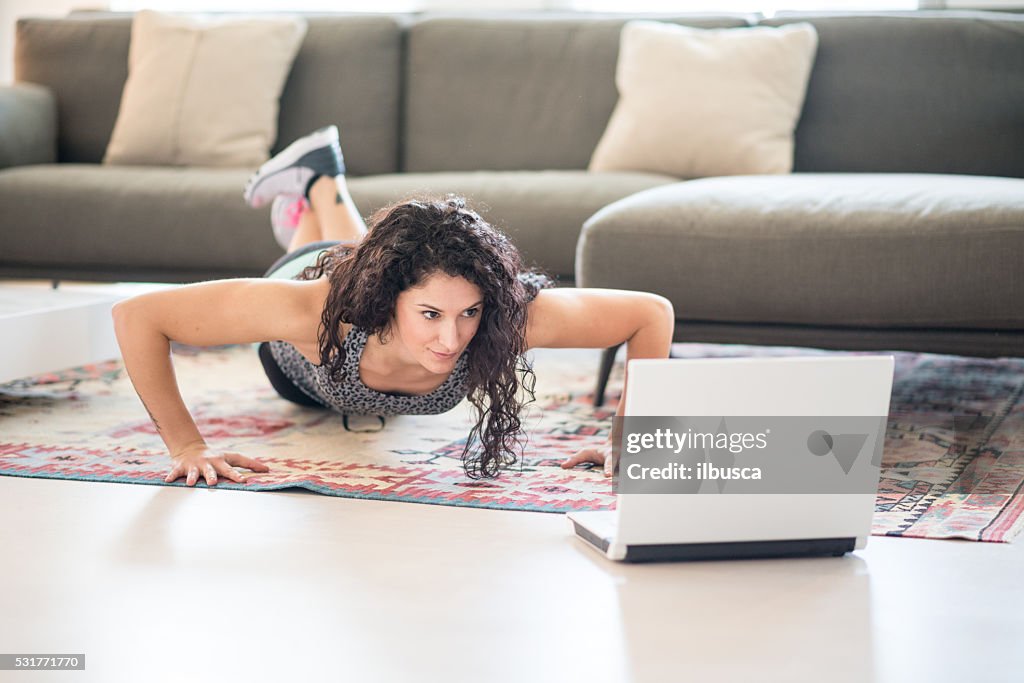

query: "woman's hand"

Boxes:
[561, 446, 613, 478]
[165, 442, 271, 487]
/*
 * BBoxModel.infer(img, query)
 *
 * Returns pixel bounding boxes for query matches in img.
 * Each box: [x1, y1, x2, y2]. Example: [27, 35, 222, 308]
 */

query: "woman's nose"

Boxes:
[437, 323, 459, 351]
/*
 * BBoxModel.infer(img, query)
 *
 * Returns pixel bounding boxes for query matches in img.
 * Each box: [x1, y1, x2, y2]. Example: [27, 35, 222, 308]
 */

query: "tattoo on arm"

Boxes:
[137, 394, 162, 434]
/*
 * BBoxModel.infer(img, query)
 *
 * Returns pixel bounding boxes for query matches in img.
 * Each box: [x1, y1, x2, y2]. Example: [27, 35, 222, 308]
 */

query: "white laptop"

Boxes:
[567, 355, 895, 562]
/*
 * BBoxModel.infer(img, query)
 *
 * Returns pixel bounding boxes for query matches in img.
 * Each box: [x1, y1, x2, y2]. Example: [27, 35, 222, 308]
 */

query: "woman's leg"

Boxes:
[308, 174, 368, 242]
[286, 175, 369, 253]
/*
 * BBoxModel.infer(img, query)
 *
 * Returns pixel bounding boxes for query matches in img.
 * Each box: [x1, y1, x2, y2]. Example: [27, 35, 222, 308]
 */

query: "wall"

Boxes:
[5, 0, 1022, 84]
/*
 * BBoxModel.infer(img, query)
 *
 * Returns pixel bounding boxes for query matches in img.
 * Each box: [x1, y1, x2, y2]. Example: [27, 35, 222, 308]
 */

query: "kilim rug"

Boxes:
[1, 342, 1022, 542]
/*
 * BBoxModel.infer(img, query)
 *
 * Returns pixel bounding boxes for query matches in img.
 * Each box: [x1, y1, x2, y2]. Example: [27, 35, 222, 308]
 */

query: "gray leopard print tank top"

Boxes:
[267, 327, 470, 418]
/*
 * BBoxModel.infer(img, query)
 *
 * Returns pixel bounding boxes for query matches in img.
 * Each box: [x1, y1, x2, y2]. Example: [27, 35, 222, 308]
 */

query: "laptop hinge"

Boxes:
[571, 519, 611, 553]
[623, 537, 857, 563]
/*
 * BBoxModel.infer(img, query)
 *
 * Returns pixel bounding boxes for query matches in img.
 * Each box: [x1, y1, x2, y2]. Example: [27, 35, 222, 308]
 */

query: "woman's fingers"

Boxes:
[215, 462, 248, 484]
[560, 454, 586, 468]
[165, 463, 183, 483]
[224, 453, 270, 473]
[562, 447, 615, 477]
[167, 456, 260, 487]
[561, 448, 604, 469]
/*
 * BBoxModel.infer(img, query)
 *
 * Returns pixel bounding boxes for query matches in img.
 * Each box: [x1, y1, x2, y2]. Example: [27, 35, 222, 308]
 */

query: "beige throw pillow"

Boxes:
[589, 21, 819, 179]
[103, 10, 307, 167]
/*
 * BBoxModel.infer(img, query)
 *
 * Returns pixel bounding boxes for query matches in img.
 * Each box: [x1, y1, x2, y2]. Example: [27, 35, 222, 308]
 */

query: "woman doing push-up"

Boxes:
[112, 126, 675, 487]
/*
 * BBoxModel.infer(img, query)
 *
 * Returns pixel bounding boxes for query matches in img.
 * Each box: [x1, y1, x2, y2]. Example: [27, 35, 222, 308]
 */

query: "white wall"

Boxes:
[0, 0, 97, 84]
[573, 0, 917, 11]
[5, 0, 1021, 84]
[944, 1, 1024, 6]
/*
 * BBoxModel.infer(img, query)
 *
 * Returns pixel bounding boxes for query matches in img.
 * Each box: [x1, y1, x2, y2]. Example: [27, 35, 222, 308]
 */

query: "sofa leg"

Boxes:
[51, 279, 60, 289]
[594, 343, 623, 407]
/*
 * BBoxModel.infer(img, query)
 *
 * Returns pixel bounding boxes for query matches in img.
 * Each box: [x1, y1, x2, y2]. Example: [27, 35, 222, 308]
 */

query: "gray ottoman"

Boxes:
[576, 173, 1024, 405]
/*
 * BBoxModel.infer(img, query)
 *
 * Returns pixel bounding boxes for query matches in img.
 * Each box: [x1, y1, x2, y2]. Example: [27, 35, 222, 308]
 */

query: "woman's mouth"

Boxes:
[431, 350, 456, 360]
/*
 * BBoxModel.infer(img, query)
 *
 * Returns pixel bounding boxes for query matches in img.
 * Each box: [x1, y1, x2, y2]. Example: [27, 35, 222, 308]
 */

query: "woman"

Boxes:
[112, 126, 675, 487]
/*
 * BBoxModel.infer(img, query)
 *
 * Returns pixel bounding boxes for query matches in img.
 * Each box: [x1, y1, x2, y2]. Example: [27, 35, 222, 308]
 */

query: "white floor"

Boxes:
[1, 471, 1022, 682]
[2, 279, 1023, 682]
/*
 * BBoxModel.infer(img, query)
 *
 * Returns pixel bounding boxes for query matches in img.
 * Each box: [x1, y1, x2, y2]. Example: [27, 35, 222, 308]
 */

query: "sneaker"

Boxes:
[243, 125, 345, 209]
[270, 194, 308, 250]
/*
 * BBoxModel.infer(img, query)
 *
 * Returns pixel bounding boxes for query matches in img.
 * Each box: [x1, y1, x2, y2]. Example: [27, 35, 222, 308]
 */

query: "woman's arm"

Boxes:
[525, 287, 676, 394]
[525, 288, 676, 475]
[112, 278, 318, 483]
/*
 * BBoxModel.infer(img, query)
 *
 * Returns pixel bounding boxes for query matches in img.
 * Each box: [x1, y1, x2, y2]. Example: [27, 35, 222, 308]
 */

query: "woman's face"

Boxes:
[390, 271, 484, 374]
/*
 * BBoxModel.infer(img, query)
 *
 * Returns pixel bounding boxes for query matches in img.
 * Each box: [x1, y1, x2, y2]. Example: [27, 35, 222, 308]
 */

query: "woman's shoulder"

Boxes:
[287, 277, 352, 357]
[519, 270, 556, 302]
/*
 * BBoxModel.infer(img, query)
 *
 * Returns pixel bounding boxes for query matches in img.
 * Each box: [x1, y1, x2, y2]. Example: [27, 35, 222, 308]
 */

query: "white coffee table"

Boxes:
[0, 282, 178, 384]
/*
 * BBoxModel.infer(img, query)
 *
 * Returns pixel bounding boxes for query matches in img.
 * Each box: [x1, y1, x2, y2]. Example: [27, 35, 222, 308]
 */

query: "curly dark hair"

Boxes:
[294, 194, 555, 479]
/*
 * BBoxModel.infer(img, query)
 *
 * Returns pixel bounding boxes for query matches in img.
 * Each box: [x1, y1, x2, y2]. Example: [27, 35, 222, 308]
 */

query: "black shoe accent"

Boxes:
[295, 144, 345, 179]
[303, 174, 322, 201]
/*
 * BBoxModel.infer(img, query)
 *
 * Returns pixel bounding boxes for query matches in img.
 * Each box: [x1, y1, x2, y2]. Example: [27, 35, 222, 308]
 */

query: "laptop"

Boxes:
[567, 355, 895, 562]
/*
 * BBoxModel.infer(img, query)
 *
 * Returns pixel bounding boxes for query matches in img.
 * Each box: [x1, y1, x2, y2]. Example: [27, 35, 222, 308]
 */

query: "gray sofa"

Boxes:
[2, 11, 1023, 388]
[2, 11, 727, 282]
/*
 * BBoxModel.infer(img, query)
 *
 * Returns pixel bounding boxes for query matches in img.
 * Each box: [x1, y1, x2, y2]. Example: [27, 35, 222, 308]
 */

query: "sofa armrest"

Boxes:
[0, 83, 57, 169]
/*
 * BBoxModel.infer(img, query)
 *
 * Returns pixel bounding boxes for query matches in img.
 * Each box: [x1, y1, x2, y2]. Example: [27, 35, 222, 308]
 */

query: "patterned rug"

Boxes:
[1, 342, 1022, 542]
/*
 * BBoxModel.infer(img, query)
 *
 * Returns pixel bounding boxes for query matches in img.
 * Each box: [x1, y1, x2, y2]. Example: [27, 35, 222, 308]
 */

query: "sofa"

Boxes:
[2, 10, 726, 283]
[2, 10, 1022, 396]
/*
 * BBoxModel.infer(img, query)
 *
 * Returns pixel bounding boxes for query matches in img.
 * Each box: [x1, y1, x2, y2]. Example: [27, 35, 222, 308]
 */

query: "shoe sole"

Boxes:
[271, 195, 304, 250]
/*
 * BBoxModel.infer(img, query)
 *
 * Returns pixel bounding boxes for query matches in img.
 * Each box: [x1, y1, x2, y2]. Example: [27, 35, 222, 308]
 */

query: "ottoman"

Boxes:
[575, 173, 1024, 405]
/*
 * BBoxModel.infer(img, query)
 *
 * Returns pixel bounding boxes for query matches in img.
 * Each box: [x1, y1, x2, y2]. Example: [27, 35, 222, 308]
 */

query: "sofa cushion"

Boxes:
[15, 15, 130, 165]
[0, 165, 674, 281]
[346, 170, 677, 277]
[589, 20, 818, 178]
[0, 83, 57, 169]
[403, 13, 754, 173]
[0, 164, 276, 280]
[273, 15, 406, 176]
[103, 10, 307, 168]
[576, 173, 1024, 329]
[761, 12, 1024, 178]
[14, 13, 405, 175]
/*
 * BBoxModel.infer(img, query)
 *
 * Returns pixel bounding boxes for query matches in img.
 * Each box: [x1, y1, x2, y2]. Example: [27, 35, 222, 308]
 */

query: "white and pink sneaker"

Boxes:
[243, 125, 345, 209]
[270, 194, 309, 250]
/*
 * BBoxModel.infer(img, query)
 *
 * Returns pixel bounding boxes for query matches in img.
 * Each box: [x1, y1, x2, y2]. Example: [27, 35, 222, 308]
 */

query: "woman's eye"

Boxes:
[423, 309, 479, 320]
